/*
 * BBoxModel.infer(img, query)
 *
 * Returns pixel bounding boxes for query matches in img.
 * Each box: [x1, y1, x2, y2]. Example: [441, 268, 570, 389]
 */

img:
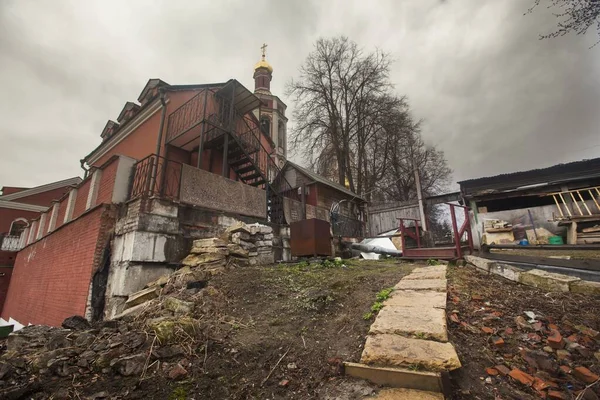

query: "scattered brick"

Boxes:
[548, 323, 559, 331]
[515, 316, 531, 330]
[532, 321, 543, 331]
[481, 327, 494, 334]
[567, 334, 579, 343]
[471, 294, 483, 301]
[449, 314, 460, 323]
[533, 377, 551, 391]
[508, 368, 535, 386]
[504, 327, 514, 336]
[528, 333, 542, 342]
[548, 391, 567, 399]
[493, 337, 505, 347]
[495, 365, 511, 376]
[451, 296, 460, 304]
[576, 326, 600, 339]
[559, 365, 572, 374]
[547, 330, 565, 350]
[572, 366, 600, 384]
[278, 379, 290, 387]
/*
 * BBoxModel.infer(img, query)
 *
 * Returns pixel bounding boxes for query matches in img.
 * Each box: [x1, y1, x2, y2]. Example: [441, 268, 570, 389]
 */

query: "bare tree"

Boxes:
[286, 36, 391, 188]
[530, 0, 600, 41]
[288, 36, 453, 227]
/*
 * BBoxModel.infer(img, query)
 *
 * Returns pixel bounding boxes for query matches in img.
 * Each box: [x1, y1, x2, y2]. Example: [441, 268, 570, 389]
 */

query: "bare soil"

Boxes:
[447, 264, 600, 399]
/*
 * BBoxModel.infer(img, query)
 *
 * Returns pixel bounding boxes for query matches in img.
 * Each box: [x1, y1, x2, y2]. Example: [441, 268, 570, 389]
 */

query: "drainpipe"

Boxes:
[155, 88, 168, 158]
[80, 159, 90, 179]
[151, 89, 168, 195]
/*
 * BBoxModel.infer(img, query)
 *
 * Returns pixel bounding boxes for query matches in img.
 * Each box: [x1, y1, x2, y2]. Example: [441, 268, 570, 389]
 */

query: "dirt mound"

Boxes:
[0, 254, 414, 399]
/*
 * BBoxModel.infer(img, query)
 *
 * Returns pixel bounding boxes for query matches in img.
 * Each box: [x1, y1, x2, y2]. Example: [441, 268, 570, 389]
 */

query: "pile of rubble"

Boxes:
[448, 267, 600, 399]
[228, 223, 275, 265]
[0, 233, 260, 399]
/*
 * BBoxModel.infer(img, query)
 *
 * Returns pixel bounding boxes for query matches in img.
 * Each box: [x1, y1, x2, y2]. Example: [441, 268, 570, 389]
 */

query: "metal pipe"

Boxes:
[155, 89, 168, 157]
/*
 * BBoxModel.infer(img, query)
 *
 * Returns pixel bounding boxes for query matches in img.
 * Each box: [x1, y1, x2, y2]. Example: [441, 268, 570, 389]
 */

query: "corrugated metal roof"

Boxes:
[458, 157, 600, 196]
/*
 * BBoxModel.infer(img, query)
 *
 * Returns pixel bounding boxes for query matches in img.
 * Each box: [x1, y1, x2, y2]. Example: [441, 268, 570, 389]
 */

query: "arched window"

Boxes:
[260, 116, 271, 137]
[278, 120, 285, 152]
[9, 218, 28, 236]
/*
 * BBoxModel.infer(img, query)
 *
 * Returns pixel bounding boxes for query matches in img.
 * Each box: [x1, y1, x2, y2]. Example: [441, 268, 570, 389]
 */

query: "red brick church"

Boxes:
[1, 48, 366, 328]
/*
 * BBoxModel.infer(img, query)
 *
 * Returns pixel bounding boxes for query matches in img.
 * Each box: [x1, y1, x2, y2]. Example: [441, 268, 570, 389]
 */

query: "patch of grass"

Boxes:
[427, 259, 439, 265]
[364, 287, 394, 319]
[169, 385, 189, 400]
[376, 287, 394, 302]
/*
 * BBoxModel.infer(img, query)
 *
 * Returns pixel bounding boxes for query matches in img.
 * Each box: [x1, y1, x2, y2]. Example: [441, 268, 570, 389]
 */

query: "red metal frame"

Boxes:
[398, 203, 474, 260]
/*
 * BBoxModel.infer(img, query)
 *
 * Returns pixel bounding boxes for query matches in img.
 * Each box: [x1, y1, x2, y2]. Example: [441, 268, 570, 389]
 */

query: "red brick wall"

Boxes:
[0, 208, 41, 234]
[56, 197, 68, 229]
[92, 91, 198, 167]
[1, 205, 115, 326]
[96, 158, 119, 204]
[0, 267, 13, 317]
[73, 179, 91, 219]
[15, 186, 74, 206]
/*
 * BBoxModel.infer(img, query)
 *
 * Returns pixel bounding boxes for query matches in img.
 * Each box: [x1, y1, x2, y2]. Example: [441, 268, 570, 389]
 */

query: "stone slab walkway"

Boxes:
[346, 263, 461, 397]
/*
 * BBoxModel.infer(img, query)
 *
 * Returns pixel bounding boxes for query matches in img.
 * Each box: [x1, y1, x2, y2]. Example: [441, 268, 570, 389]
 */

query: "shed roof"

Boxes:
[458, 157, 600, 197]
[285, 161, 366, 202]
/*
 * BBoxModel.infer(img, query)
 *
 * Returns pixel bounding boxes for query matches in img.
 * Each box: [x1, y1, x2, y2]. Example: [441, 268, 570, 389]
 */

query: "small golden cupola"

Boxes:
[254, 43, 273, 94]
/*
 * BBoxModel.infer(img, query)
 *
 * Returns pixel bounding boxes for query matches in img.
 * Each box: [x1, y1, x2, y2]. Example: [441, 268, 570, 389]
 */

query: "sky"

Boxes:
[1, 0, 599, 189]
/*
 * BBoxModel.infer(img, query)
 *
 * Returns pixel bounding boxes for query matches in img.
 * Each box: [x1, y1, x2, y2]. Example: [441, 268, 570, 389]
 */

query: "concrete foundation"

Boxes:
[104, 198, 288, 318]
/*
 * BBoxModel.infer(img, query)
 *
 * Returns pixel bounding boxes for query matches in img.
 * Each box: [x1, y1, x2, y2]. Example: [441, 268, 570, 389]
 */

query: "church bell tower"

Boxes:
[252, 43, 287, 169]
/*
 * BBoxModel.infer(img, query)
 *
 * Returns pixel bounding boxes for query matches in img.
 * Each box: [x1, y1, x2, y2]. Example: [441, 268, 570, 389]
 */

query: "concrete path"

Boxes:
[345, 263, 461, 398]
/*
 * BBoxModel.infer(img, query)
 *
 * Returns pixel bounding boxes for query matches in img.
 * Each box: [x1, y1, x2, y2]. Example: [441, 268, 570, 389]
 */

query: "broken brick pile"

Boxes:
[449, 290, 600, 399]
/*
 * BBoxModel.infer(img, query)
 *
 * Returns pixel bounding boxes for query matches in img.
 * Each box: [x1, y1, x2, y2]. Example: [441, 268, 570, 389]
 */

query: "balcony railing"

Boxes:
[129, 154, 183, 201]
[1, 235, 22, 252]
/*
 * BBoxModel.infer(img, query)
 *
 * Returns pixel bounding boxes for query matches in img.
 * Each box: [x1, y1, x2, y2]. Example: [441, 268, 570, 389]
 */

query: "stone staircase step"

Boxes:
[384, 290, 447, 309]
[394, 279, 447, 292]
[369, 306, 447, 341]
[361, 334, 461, 371]
[369, 388, 444, 400]
[344, 362, 444, 393]
[411, 265, 447, 274]
[403, 269, 447, 280]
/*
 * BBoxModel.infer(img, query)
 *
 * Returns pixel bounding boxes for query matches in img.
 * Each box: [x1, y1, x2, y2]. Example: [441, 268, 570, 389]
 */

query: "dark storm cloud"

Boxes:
[0, 0, 598, 189]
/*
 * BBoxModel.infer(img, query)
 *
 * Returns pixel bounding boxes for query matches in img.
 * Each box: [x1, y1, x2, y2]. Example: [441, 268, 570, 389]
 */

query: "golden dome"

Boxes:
[254, 58, 273, 73]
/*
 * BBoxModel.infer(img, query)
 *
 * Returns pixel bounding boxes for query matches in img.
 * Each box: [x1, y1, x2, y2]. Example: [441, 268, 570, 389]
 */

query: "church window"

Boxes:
[260, 116, 271, 137]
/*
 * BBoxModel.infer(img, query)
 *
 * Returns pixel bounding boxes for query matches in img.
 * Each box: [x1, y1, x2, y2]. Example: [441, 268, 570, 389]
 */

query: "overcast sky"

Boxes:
[1, 0, 599, 188]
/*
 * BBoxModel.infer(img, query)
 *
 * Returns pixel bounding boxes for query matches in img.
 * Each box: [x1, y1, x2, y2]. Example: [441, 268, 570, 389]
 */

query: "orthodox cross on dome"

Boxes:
[261, 43, 268, 60]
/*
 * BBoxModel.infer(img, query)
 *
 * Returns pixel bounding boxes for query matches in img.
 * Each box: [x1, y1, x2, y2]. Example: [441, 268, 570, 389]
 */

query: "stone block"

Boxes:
[369, 306, 448, 341]
[189, 246, 229, 256]
[181, 252, 226, 267]
[518, 269, 580, 292]
[464, 255, 492, 273]
[231, 231, 251, 241]
[255, 240, 273, 247]
[404, 270, 447, 280]
[125, 287, 159, 309]
[113, 300, 157, 320]
[193, 238, 226, 248]
[489, 263, 523, 282]
[411, 265, 447, 275]
[394, 279, 447, 292]
[384, 290, 447, 309]
[371, 389, 444, 400]
[227, 243, 249, 258]
[570, 280, 600, 295]
[361, 334, 461, 371]
[164, 297, 194, 314]
[343, 362, 443, 393]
